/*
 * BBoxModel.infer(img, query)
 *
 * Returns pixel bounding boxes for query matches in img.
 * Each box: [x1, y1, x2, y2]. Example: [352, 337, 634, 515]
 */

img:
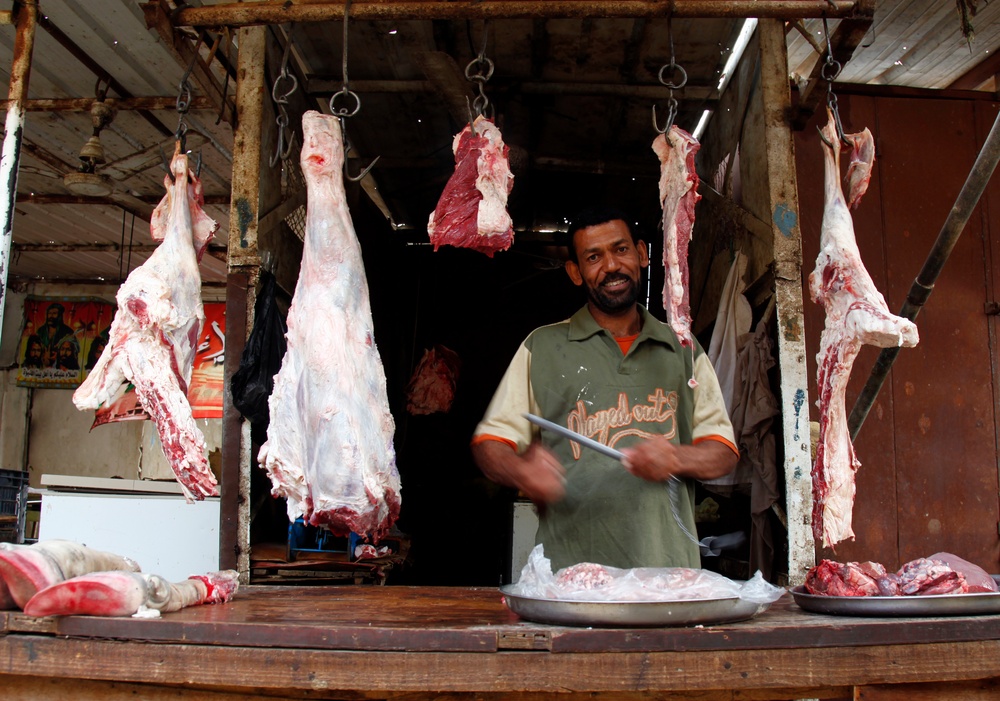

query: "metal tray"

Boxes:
[791, 578, 1000, 617]
[499, 586, 769, 627]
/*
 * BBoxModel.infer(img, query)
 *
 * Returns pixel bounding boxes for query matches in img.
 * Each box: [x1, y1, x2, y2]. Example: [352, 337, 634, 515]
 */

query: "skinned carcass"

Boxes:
[809, 109, 919, 549]
[427, 115, 514, 257]
[258, 111, 401, 540]
[73, 144, 219, 502]
[652, 125, 701, 346]
[23, 569, 238, 618]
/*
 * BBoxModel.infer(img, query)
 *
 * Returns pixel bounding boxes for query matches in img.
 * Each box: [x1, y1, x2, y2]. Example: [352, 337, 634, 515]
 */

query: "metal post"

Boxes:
[0, 1, 37, 350]
[847, 108, 1000, 441]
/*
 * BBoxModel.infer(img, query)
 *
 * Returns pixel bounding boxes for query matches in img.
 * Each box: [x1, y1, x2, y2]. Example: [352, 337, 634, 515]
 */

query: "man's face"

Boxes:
[58, 341, 75, 361]
[565, 219, 649, 315]
[46, 307, 62, 327]
[27, 341, 42, 362]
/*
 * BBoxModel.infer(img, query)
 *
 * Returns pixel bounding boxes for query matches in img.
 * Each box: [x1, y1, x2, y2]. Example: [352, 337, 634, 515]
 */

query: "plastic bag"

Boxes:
[510, 544, 785, 605]
[230, 270, 287, 442]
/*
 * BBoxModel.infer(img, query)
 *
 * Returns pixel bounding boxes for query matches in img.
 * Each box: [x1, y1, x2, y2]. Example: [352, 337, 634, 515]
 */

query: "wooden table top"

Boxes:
[4, 584, 1000, 653]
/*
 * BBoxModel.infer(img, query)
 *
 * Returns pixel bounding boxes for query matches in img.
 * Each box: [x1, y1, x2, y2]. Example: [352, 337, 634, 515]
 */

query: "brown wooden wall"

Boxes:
[794, 93, 1000, 571]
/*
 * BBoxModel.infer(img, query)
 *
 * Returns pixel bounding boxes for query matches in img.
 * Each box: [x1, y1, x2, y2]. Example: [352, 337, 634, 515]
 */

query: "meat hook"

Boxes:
[342, 130, 380, 182]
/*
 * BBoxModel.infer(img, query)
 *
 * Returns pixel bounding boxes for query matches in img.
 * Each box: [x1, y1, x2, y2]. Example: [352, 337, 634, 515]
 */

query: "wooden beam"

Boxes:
[0, 96, 215, 112]
[0, 0, 37, 348]
[948, 49, 1000, 92]
[164, 1, 873, 25]
[13, 242, 229, 262]
[17, 193, 230, 205]
[757, 18, 815, 584]
[223, 25, 268, 581]
[142, 0, 235, 127]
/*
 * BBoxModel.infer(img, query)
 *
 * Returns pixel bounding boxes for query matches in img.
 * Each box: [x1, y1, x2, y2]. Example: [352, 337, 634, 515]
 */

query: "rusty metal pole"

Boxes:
[0, 1, 37, 349]
[848, 108, 1000, 441]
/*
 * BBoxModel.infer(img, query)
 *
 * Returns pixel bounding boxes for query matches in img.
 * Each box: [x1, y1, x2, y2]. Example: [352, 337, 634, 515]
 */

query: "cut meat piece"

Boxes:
[896, 557, 968, 595]
[23, 569, 239, 618]
[0, 540, 141, 609]
[804, 558, 886, 596]
[927, 552, 998, 593]
[73, 144, 219, 502]
[258, 111, 401, 540]
[809, 109, 919, 549]
[555, 562, 614, 590]
[652, 125, 701, 346]
[427, 115, 514, 257]
[405, 344, 461, 415]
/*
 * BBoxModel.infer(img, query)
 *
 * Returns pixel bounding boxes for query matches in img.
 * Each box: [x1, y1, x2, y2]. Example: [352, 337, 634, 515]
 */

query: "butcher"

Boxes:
[471, 207, 738, 571]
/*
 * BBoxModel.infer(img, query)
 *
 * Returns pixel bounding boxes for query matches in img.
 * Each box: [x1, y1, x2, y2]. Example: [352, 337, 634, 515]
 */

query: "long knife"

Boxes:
[523, 413, 625, 461]
[524, 412, 743, 553]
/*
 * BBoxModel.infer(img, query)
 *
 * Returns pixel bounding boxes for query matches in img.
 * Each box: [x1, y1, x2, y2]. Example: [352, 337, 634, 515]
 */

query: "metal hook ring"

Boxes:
[657, 62, 688, 90]
[464, 56, 495, 83]
[330, 87, 361, 118]
[94, 76, 111, 102]
[821, 57, 842, 83]
[272, 73, 298, 104]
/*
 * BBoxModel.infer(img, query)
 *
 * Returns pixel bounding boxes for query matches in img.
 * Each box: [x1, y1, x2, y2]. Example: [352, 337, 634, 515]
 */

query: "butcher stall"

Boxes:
[2, 0, 1000, 700]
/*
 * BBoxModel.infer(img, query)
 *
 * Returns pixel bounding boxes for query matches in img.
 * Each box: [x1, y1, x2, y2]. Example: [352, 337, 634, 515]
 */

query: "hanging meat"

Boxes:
[258, 111, 401, 540]
[405, 344, 461, 415]
[73, 144, 219, 502]
[652, 125, 701, 346]
[427, 115, 514, 257]
[809, 109, 919, 549]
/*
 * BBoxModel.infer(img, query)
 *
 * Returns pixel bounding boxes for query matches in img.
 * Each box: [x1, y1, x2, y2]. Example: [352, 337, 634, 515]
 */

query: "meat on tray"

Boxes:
[258, 111, 401, 541]
[427, 115, 514, 257]
[73, 143, 220, 502]
[652, 125, 701, 346]
[809, 109, 918, 549]
[804, 553, 998, 597]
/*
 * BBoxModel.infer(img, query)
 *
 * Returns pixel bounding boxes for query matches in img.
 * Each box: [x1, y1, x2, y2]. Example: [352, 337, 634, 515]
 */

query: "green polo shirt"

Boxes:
[474, 305, 736, 571]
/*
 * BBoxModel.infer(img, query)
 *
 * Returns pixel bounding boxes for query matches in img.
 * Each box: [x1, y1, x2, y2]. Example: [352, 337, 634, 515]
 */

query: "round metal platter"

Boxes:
[790, 584, 1000, 617]
[499, 586, 769, 627]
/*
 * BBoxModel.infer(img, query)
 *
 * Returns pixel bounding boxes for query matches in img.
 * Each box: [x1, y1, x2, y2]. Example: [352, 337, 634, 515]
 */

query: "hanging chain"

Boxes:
[329, 0, 361, 119]
[175, 37, 204, 153]
[270, 28, 298, 167]
[464, 22, 494, 124]
[820, 17, 849, 147]
[653, 16, 687, 138]
[329, 0, 379, 182]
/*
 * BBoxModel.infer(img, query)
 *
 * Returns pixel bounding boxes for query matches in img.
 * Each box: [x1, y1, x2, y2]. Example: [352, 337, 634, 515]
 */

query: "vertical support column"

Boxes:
[221, 26, 266, 579]
[757, 18, 815, 584]
[0, 1, 36, 349]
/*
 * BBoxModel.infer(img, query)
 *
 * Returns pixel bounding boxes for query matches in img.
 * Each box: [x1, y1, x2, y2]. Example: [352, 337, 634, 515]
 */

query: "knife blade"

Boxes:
[523, 413, 625, 461]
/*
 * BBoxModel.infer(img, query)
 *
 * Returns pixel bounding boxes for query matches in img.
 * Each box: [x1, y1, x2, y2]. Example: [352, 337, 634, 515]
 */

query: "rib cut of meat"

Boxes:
[809, 109, 919, 549]
[73, 145, 219, 502]
[259, 111, 401, 540]
[427, 115, 514, 257]
[652, 125, 701, 346]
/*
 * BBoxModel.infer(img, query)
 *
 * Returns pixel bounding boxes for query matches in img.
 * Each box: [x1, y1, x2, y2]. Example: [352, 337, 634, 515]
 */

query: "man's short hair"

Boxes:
[47, 303, 65, 315]
[564, 207, 639, 262]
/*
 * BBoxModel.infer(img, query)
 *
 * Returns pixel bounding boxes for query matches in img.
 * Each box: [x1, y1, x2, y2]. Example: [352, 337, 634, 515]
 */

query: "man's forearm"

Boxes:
[471, 440, 523, 491]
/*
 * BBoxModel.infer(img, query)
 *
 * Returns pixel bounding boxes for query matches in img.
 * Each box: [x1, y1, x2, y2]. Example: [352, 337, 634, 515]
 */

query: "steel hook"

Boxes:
[652, 98, 678, 136]
[341, 125, 379, 182]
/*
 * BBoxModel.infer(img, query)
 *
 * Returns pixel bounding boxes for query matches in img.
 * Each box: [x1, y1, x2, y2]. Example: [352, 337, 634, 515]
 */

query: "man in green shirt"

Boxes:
[472, 207, 738, 570]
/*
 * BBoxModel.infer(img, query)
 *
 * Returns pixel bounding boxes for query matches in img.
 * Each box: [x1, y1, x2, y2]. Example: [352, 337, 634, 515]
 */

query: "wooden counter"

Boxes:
[2, 585, 999, 700]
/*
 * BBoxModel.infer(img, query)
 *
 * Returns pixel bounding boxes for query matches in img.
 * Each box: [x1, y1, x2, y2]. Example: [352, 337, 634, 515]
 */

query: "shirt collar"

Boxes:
[568, 304, 682, 352]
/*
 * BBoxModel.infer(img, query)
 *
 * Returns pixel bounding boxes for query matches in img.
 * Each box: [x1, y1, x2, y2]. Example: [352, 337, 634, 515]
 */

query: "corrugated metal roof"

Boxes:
[0, 0, 996, 286]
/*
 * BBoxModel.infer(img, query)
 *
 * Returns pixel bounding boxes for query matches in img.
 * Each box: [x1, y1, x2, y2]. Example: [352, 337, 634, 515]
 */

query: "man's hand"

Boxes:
[472, 439, 566, 504]
[619, 435, 737, 483]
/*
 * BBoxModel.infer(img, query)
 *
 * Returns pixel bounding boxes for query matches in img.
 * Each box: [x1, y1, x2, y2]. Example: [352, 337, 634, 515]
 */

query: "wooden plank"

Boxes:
[0, 96, 216, 112]
[1, 634, 999, 695]
[856, 678, 1000, 700]
[168, 0, 872, 24]
[0, 674, 853, 701]
[220, 270, 250, 573]
[755, 18, 815, 584]
[228, 26, 266, 266]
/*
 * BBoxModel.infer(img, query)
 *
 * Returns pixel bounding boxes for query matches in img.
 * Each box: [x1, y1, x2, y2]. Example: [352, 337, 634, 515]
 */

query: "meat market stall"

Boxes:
[3, 1, 1000, 701]
[4, 584, 1000, 700]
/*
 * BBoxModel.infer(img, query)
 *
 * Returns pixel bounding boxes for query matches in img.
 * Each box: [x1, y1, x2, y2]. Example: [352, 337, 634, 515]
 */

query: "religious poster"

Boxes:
[88, 302, 227, 425]
[16, 296, 116, 389]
